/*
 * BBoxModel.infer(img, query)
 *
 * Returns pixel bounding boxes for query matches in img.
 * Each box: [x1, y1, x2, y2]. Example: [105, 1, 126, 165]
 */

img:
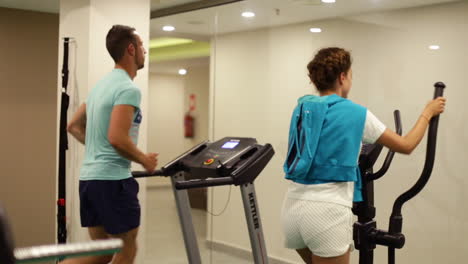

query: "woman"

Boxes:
[281, 47, 446, 264]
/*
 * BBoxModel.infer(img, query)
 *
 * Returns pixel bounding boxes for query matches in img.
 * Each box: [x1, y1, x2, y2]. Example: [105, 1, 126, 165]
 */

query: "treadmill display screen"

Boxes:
[221, 141, 239, 149]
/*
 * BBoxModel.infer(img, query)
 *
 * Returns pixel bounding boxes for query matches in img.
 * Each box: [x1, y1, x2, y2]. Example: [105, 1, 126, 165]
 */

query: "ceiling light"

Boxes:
[321, 0, 336, 3]
[309, 28, 322, 33]
[429, 45, 440, 50]
[162, 25, 175, 32]
[178, 69, 187, 75]
[242, 11, 255, 18]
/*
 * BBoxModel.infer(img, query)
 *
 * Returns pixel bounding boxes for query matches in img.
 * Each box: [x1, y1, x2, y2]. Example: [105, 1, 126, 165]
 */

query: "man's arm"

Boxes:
[67, 103, 87, 144]
[108, 105, 157, 172]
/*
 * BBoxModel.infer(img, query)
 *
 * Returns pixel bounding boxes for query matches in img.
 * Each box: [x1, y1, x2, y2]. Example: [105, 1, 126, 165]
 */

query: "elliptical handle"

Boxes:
[389, 82, 446, 233]
[368, 110, 402, 181]
[393, 110, 403, 136]
[434, 82, 446, 98]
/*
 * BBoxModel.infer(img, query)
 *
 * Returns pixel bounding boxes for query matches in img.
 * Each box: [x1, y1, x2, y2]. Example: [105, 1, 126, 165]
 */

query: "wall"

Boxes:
[0, 7, 58, 248]
[147, 73, 185, 186]
[183, 65, 210, 150]
[147, 64, 210, 187]
[210, 2, 468, 263]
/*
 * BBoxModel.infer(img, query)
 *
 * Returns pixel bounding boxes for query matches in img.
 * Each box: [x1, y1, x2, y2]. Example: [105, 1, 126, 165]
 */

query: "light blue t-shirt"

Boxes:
[80, 69, 142, 181]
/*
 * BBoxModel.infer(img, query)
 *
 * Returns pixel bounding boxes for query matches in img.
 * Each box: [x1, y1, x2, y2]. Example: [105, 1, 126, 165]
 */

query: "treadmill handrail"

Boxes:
[174, 177, 234, 189]
[132, 169, 165, 178]
[217, 145, 254, 169]
[368, 110, 402, 181]
[231, 144, 274, 178]
[162, 141, 209, 171]
[390, 82, 446, 222]
[132, 141, 209, 178]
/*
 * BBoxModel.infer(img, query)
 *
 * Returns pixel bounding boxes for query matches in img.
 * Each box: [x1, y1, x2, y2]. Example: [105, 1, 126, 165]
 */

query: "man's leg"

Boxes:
[59, 226, 113, 264]
[109, 227, 139, 264]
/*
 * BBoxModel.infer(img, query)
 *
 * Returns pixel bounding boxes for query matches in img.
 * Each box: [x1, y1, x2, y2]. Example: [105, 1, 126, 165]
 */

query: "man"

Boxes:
[64, 25, 158, 264]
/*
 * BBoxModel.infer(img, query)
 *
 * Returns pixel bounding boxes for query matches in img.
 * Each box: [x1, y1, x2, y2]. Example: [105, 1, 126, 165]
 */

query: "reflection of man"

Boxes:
[64, 25, 158, 264]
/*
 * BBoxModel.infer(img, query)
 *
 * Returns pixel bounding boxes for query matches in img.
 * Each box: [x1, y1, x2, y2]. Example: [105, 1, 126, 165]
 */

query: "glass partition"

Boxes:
[147, 0, 467, 263]
[146, 3, 218, 263]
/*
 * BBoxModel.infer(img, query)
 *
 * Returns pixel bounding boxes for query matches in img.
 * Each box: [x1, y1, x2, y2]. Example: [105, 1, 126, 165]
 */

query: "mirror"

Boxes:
[146, 0, 466, 263]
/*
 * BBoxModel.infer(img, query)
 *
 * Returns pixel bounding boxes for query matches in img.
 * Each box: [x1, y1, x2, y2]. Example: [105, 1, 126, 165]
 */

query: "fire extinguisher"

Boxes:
[185, 94, 196, 138]
[184, 112, 194, 138]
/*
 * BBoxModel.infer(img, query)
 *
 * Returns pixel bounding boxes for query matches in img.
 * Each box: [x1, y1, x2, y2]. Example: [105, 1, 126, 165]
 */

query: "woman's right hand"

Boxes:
[424, 97, 447, 118]
[377, 96, 447, 155]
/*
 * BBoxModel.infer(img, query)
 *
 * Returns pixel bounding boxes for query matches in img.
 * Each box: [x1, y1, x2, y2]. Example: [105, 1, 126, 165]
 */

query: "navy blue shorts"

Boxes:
[79, 178, 140, 235]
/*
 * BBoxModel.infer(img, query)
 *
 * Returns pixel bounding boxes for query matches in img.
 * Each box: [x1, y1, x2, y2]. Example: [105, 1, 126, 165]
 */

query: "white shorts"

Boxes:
[281, 197, 353, 258]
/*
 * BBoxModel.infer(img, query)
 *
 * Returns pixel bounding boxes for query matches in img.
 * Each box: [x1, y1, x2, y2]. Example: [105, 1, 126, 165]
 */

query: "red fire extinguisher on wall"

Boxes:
[184, 112, 194, 138]
[184, 94, 196, 138]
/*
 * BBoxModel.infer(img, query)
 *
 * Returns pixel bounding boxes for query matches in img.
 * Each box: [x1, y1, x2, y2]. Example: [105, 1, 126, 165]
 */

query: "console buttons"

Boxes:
[204, 158, 215, 165]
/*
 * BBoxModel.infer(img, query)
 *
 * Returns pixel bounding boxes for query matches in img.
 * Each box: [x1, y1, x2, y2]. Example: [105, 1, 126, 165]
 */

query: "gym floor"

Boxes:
[144, 185, 251, 264]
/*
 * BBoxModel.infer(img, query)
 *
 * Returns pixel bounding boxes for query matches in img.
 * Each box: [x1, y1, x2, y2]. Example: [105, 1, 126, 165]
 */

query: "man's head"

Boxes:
[106, 25, 146, 69]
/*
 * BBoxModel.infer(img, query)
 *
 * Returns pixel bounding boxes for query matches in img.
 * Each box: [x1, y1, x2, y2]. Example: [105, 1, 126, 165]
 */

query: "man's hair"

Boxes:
[307, 47, 352, 91]
[106, 25, 137, 63]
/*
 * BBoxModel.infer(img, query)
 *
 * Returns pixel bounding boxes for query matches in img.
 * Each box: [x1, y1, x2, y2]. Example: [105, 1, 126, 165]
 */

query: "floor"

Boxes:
[144, 185, 253, 264]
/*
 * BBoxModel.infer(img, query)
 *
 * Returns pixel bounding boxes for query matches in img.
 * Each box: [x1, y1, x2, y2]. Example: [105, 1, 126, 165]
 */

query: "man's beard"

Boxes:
[135, 55, 144, 69]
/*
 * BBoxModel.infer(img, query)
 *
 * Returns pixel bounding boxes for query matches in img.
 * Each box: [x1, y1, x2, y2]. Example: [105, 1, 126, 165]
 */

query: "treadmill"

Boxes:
[353, 82, 446, 264]
[133, 137, 275, 264]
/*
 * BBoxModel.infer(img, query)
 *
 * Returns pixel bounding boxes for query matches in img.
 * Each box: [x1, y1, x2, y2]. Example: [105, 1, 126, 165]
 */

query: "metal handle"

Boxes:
[174, 177, 234, 190]
[390, 82, 446, 232]
[368, 110, 402, 181]
[14, 239, 122, 263]
[131, 169, 165, 178]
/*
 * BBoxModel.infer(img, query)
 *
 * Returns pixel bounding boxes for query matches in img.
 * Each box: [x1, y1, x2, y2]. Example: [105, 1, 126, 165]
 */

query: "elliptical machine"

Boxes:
[353, 82, 446, 264]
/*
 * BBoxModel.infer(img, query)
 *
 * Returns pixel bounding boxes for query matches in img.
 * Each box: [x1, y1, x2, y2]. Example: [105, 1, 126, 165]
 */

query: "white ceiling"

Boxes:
[150, 0, 461, 37]
[149, 57, 209, 74]
[1, 0, 461, 73]
[0, 0, 460, 36]
[149, 0, 461, 73]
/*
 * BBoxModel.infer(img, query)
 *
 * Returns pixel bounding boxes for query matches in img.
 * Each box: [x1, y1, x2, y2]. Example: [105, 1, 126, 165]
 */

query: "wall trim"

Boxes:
[151, 0, 244, 18]
[206, 239, 299, 264]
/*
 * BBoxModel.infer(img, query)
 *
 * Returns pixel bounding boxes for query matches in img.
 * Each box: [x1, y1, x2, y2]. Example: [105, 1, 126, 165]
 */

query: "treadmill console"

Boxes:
[180, 137, 262, 178]
[161, 137, 274, 186]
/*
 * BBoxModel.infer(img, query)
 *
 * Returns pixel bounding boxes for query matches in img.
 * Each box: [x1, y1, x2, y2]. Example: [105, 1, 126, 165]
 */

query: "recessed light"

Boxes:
[179, 69, 187, 75]
[242, 11, 255, 18]
[429, 45, 440, 50]
[321, 0, 336, 3]
[162, 25, 175, 32]
[309, 27, 322, 33]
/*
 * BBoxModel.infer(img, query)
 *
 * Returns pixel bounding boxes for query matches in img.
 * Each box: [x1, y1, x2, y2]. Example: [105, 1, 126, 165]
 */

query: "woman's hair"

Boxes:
[307, 47, 352, 92]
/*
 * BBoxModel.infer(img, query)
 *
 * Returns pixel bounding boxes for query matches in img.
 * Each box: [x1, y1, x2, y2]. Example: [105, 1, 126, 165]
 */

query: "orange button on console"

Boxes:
[203, 158, 215, 165]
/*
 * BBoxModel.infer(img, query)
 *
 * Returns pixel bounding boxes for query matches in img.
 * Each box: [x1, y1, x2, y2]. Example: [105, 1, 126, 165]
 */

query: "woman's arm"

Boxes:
[377, 97, 446, 154]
